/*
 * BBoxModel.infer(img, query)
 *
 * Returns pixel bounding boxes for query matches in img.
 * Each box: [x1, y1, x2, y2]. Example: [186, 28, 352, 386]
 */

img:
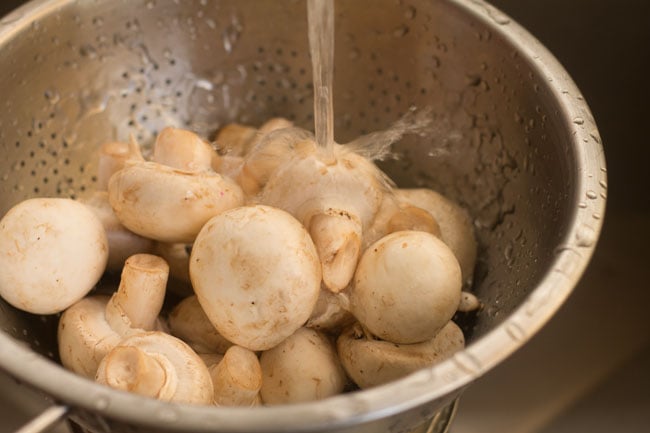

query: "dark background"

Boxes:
[1, 1, 648, 432]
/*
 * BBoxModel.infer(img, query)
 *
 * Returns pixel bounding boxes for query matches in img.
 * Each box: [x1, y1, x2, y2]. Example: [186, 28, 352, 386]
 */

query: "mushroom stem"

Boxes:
[106, 254, 169, 332]
[210, 346, 262, 407]
[96, 332, 213, 404]
[309, 211, 361, 293]
[102, 346, 173, 400]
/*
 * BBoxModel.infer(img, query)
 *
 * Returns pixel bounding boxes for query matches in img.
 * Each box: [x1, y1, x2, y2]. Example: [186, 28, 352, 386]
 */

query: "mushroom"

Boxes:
[96, 331, 213, 405]
[362, 192, 441, 250]
[215, 117, 294, 158]
[394, 188, 477, 286]
[260, 328, 347, 405]
[337, 321, 465, 389]
[0, 198, 108, 314]
[457, 291, 481, 313]
[108, 160, 244, 243]
[190, 205, 321, 351]
[58, 254, 168, 378]
[215, 123, 258, 157]
[349, 230, 462, 344]
[152, 126, 217, 172]
[209, 345, 262, 407]
[168, 295, 233, 355]
[82, 191, 154, 272]
[96, 140, 143, 190]
[306, 288, 355, 334]
[153, 242, 192, 284]
[261, 144, 388, 292]
[236, 127, 315, 196]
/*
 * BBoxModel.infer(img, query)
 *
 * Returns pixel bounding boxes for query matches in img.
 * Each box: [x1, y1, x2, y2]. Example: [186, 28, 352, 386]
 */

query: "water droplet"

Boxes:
[504, 243, 513, 263]
[586, 190, 598, 200]
[157, 407, 180, 422]
[505, 320, 526, 342]
[592, 212, 601, 220]
[44, 90, 61, 105]
[599, 180, 607, 189]
[94, 396, 109, 410]
[404, 6, 417, 20]
[573, 116, 584, 125]
[453, 351, 482, 375]
[392, 24, 409, 38]
[194, 79, 213, 91]
[575, 224, 596, 247]
[222, 14, 243, 54]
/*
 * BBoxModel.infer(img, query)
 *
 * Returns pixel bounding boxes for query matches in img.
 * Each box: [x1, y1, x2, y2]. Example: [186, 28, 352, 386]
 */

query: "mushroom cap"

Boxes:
[0, 198, 108, 314]
[58, 295, 121, 378]
[395, 188, 477, 286]
[337, 321, 465, 389]
[96, 331, 214, 405]
[168, 295, 233, 354]
[108, 161, 244, 243]
[260, 328, 347, 405]
[350, 230, 462, 344]
[190, 205, 321, 351]
[153, 127, 216, 172]
[240, 128, 315, 190]
[261, 145, 385, 230]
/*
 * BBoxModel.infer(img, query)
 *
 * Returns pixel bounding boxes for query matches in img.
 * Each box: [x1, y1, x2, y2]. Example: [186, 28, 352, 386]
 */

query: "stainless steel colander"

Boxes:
[0, 0, 606, 432]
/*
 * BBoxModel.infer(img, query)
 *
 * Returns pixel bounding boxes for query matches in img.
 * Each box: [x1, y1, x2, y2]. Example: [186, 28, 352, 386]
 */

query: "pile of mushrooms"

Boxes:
[0, 120, 480, 406]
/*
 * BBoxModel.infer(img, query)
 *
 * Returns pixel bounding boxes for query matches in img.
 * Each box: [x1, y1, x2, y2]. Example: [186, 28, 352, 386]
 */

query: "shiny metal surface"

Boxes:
[0, 0, 606, 432]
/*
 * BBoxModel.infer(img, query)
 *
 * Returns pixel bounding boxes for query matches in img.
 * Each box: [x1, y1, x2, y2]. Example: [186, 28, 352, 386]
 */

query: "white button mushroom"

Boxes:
[261, 145, 387, 292]
[215, 118, 295, 159]
[0, 198, 108, 314]
[96, 139, 143, 190]
[363, 193, 441, 251]
[237, 128, 316, 196]
[215, 123, 258, 157]
[96, 331, 213, 405]
[306, 288, 354, 334]
[395, 188, 477, 286]
[104, 254, 169, 333]
[153, 127, 217, 172]
[190, 205, 321, 351]
[168, 295, 233, 355]
[209, 345, 262, 407]
[58, 254, 169, 378]
[108, 160, 244, 243]
[260, 328, 347, 405]
[350, 230, 462, 344]
[82, 191, 154, 272]
[153, 242, 192, 285]
[337, 321, 465, 389]
[457, 291, 481, 312]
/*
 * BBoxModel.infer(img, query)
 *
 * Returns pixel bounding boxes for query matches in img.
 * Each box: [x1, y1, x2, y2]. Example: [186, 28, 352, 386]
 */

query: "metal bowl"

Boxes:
[0, 0, 606, 432]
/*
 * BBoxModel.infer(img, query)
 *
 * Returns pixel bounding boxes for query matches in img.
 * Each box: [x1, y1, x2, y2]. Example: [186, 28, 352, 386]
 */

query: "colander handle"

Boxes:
[14, 405, 69, 433]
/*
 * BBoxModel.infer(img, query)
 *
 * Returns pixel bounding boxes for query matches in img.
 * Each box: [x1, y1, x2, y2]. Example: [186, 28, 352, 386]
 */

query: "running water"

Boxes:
[307, 0, 336, 161]
[306, 0, 437, 164]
